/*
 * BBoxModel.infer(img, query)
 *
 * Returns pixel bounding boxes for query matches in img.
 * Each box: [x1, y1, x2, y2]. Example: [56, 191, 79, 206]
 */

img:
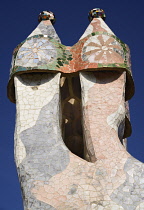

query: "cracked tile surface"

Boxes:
[8, 9, 144, 210]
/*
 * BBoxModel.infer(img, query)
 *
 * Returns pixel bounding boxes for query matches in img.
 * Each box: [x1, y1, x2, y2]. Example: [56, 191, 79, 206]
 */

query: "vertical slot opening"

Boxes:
[60, 74, 85, 159]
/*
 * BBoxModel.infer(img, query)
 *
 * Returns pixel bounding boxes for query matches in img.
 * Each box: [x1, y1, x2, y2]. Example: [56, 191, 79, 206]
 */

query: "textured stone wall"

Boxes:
[14, 72, 144, 210]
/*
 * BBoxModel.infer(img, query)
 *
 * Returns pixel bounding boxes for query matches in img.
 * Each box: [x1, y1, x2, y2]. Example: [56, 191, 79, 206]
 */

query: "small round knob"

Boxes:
[88, 8, 106, 22]
[38, 11, 56, 24]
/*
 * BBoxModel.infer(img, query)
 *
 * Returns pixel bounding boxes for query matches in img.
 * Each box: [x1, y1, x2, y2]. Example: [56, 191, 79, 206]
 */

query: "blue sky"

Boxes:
[1, 0, 144, 209]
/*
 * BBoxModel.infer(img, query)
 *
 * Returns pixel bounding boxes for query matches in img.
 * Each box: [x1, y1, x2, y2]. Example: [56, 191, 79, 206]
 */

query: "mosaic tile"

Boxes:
[88, 8, 106, 22]
[8, 9, 144, 210]
[8, 9, 134, 103]
[38, 11, 56, 24]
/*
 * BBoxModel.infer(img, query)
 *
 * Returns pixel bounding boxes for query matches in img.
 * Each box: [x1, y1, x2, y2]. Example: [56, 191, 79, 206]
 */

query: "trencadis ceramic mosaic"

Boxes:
[8, 9, 134, 102]
[8, 9, 144, 210]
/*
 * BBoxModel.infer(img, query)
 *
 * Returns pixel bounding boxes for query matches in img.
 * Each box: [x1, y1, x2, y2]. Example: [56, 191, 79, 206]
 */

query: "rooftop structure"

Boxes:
[8, 9, 144, 210]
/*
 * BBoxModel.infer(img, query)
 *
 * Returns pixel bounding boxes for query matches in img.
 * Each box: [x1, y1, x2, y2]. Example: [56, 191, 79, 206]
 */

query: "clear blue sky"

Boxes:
[1, 0, 144, 209]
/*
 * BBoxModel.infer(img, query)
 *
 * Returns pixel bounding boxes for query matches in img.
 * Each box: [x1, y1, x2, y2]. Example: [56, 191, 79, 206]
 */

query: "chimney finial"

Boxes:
[88, 8, 106, 22]
[38, 11, 56, 24]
